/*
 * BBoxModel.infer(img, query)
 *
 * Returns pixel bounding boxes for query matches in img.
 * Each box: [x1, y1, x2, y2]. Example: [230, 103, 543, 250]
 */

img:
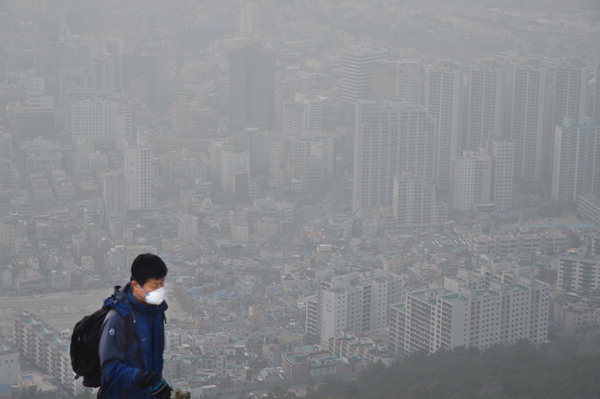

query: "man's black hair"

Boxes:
[130, 253, 168, 286]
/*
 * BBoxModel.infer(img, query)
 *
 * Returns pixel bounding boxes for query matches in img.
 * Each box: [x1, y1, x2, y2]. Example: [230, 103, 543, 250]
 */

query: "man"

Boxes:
[98, 253, 172, 398]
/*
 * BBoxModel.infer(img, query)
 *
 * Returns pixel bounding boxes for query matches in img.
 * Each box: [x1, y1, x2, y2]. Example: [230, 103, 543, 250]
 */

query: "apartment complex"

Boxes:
[389, 270, 549, 356]
[305, 271, 403, 343]
[14, 313, 84, 397]
[467, 230, 569, 257]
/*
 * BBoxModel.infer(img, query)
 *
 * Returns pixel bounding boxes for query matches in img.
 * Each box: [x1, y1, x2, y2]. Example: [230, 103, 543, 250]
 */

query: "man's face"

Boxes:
[132, 277, 165, 300]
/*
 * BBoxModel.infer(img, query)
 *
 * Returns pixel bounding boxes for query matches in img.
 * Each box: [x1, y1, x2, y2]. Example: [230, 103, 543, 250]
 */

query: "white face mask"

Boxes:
[137, 284, 166, 305]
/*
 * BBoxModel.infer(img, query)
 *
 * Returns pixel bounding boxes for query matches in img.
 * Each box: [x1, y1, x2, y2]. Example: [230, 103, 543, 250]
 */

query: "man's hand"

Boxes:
[135, 370, 161, 389]
[135, 370, 173, 398]
[149, 379, 173, 399]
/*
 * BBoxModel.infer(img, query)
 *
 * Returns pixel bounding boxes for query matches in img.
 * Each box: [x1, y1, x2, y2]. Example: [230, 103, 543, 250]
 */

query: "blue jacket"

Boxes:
[98, 283, 168, 399]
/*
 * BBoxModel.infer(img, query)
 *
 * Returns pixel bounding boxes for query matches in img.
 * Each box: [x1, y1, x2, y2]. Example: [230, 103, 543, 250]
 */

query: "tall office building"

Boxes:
[553, 59, 587, 127]
[353, 102, 436, 213]
[551, 119, 600, 203]
[229, 44, 275, 132]
[392, 172, 444, 230]
[8, 96, 56, 140]
[465, 58, 506, 151]
[283, 93, 332, 134]
[220, 146, 250, 201]
[341, 47, 389, 104]
[450, 150, 492, 211]
[425, 61, 463, 190]
[389, 269, 549, 356]
[239, 3, 262, 35]
[396, 61, 424, 105]
[102, 171, 126, 224]
[114, 102, 134, 151]
[488, 138, 515, 210]
[0, 133, 12, 160]
[507, 59, 552, 182]
[595, 62, 600, 124]
[306, 271, 403, 343]
[292, 133, 335, 191]
[125, 145, 152, 210]
[70, 97, 116, 143]
[371, 60, 423, 105]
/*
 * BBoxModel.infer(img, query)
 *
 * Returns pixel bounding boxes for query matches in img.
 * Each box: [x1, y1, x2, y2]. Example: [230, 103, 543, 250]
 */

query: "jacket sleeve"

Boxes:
[99, 310, 142, 389]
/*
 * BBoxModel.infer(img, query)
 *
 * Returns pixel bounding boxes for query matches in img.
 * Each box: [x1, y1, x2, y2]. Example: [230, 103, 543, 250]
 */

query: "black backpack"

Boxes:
[70, 286, 142, 387]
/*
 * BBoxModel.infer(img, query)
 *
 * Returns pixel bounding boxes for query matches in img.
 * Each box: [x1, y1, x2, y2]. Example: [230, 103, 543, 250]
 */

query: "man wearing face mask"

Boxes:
[98, 253, 172, 398]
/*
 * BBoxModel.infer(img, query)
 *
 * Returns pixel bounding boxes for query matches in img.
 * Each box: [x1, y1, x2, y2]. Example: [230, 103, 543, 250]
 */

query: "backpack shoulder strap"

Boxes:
[122, 311, 145, 369]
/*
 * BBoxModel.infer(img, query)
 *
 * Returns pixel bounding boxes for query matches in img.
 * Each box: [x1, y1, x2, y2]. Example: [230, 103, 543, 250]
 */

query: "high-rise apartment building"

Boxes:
[488, 139, 515, 210]
[353, 102, 436, 213]
[392, 172, 444, 230]
[425, 61, 463, 190]
[551, 119, 600, 203]
[283, 93, 332, 134]
[371, 61, 423, 105]
[178, 214, 199, 244]
[306, 271, 404, 343]
[553, 59, 587, 127]
[450, 150, 492, 211]
[102, 171, 126, 224]
[507, 59, 552, 182]
[125, 145, 152, 210]
[395, 61, 424, 105]
[595, 62, 600, 125]
[229, 44, 275, 132]
[558, 254, 600, 293]
[465, 58, 506, 151]
[389, 270, 549, 356]
[341, 47, 389, 104]
[239, 3, 262, 35]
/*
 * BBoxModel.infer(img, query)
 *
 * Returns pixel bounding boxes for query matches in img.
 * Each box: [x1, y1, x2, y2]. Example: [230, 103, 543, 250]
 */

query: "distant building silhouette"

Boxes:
[229, 44, 275, 132]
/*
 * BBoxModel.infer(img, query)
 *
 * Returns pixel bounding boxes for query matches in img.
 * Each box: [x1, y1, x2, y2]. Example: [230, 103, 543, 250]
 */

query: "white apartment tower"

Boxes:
[450, 150, 492, 211]
[353, 102, 437, 213]
[341, 47, 389, 104]
[125, 145, 152, 210]
[551, 120, 600, 203]
[425, 61, 463, 190]
[553, 59, 587, 127]
[507, 59, 552, 182]
[392, 172, 443, 230]
[389, 270, 549, 356]
[465, 58, 506, 151]
[488, 139, 515, 210]
[308, 272, 404, 343]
